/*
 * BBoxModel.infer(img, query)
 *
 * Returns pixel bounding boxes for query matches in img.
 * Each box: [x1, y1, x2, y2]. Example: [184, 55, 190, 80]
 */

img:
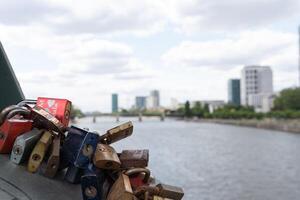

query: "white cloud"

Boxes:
[162, 29, 298, 91]
[0, 24, 155, 111]
[0, 0, 167, 36]
[167, 0, 300, 33]
[163, 30, 296, 68]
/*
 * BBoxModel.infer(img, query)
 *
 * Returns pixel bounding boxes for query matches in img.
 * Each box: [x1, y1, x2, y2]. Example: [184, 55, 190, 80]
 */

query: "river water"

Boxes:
[77, 117, 300, 200]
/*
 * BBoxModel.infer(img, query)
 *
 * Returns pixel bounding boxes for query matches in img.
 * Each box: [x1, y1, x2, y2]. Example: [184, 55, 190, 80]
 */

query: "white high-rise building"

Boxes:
[146, 90, 160, 109]
[241, 66, 273, 110]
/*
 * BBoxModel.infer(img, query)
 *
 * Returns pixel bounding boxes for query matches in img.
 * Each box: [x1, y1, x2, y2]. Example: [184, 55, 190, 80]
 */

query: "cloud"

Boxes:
[0, 24, 145, 75]
[167, 0, 300, 33]
[1, 0, 299, 36]
[0, 0, 167, 36]
[49, 0, 166, 36]
[162, 30, 297, 70]
[0, 23, 155, 111]
[162, 29, 299, 93]
[0, 0, 64, 25]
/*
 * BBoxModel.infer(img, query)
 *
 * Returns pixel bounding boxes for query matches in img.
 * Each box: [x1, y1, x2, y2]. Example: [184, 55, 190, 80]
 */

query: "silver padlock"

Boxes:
[10, 128, 43, 164]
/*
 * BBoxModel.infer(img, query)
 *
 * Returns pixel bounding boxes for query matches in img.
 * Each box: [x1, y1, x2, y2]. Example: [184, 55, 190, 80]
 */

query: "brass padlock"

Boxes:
[99, 121, 133, 144]
[125, 168, 151, 189]
[153, 196, 173, 200]
[134, 186, 160, 199]
[27, 131, 53, 173]
[31, 106, 65, 134]
[120, 149, 149, 168]
[156, 184, 184, 200]
[134, 184, 184, 200]
[93, 143, 121, 170]
[43, 135, 61, 178]
[10, 128, 43, 164]
[106, 173, 137, 200]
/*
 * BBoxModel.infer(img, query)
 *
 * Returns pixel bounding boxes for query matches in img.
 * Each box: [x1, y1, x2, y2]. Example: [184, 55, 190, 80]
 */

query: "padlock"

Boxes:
[0, 119, 33, 154]
[65, 165, 84, 184]
[81, 174, 101, 200]
[36, 97, 72, 127]
[106, 173, 137, 200]
[99, 121, 133, 144]
[133, 186, 160, 200]
[81, 164, 109, 200]
[125, 168, 151, 189]
[93, 143, 121, 170]
[120, 149, 149, 168]
[31, 106, 65, 134]
[6, 107, 31, 120]
[10, 128, 43, 164]
[134, 184, 184, 200]
[153, 196, 173, 200]
[43, 135, 61, 178]
[27, 131, 53, 173]
[156, 184, 184, 200]
[0, 105, 20, 125]
[74, 132, 99, 168]
[60, 126, 88, 169]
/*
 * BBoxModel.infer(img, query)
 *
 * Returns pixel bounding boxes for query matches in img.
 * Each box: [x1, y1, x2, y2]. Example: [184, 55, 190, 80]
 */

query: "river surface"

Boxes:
[77, 117, 300, 200]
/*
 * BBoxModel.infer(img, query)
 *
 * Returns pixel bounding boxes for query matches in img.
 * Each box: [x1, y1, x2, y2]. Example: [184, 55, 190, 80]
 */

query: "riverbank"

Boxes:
[196, 118, 300, 133]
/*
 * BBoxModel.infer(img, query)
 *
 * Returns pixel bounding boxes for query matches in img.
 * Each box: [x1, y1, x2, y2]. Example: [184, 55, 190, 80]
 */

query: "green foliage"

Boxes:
[191, 102, 209, 118]
[266, 110, 300, 119]
[208, 104, 262, 119]
[184, 101, 192, 117]
[273, 88, 300, 111]
[70, 105, 85, 119]
[172, 89, 300, 119]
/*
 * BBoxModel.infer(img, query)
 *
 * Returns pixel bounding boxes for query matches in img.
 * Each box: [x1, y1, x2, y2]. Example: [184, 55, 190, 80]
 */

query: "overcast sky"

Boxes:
[1, 0, 299, 112]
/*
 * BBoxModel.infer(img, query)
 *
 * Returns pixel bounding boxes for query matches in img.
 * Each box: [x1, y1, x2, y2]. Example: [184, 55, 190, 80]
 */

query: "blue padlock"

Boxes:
[81, 164, 110, 200]
[65, 164, 84, 184]
[74, 132, 99, 168]
[60, 126, 88, 169]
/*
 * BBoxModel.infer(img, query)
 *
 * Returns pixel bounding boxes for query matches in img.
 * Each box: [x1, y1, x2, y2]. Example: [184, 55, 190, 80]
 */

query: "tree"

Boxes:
[70, 105, 84, 120]
[273, 88, 300, 110]
[203, 103, 209, 113]
[184, 101, 192, 117]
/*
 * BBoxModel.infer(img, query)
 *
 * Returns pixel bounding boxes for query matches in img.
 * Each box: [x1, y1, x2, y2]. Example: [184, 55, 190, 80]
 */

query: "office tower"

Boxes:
[111, 93, 118, 113]
[147, 90, 160, 109]
[150, 90, 160, 108]
[241, 66, 273, 109]
[228, 79, 241, 106]
[135, 96, 147, 110]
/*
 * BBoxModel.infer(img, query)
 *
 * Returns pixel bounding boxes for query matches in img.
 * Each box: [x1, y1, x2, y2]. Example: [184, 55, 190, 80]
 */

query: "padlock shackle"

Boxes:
[125, 168, 151, 183]
[17, 99, 37, 107]
[6, 108, 31, 119]
[0, 105, 21, 126]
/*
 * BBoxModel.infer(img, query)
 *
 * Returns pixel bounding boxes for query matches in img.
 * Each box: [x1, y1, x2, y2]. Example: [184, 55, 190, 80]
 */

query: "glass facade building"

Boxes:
[228, 79, 241, 106]
[111, 93, 118, 113]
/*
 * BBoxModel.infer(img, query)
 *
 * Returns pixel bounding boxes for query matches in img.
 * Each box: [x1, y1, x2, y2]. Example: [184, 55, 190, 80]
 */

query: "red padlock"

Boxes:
[0, 119, 33, 154]
[36, 97, 72, 127]
[125, 168, 150, 189]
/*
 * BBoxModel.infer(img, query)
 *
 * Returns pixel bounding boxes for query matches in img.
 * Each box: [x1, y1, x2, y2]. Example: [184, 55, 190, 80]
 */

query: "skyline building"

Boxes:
[135, 96, 147, 110]
[147, 90, 160, 109]
[111, 93, 118, 113]
[228, 79, 241, 106]
[241, 65, 273, 111]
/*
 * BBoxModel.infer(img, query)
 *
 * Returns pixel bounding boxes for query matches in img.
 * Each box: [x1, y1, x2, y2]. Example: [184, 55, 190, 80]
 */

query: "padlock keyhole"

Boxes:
[32, 154, 41, 161]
